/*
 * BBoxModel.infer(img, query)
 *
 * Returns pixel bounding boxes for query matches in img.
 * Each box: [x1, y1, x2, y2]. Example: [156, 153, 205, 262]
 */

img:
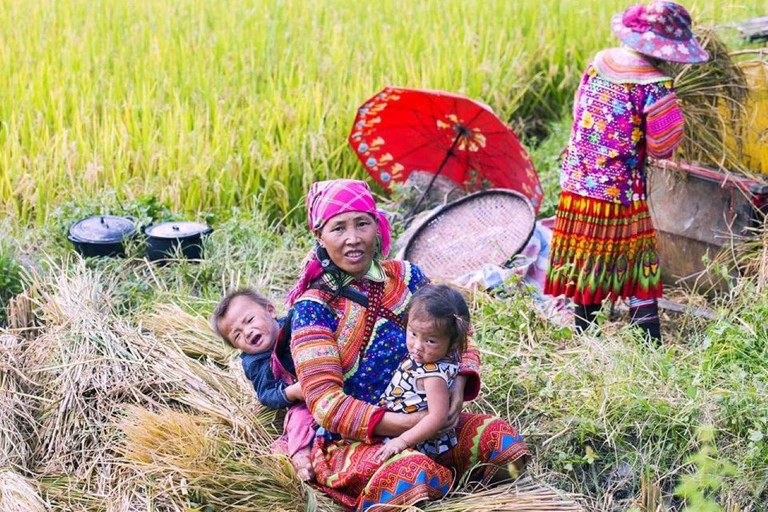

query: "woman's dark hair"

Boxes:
[314, 243, 347, 299]
[406, 284, 471, 354]
[211, 288, 272, 346]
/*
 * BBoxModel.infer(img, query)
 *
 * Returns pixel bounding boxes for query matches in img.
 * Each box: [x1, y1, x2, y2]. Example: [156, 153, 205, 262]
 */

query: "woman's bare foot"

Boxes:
[291, 448, 315, 482]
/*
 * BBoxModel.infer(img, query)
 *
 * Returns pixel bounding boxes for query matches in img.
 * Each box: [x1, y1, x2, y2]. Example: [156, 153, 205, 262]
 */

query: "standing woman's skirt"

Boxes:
[545, 191, 662, 305]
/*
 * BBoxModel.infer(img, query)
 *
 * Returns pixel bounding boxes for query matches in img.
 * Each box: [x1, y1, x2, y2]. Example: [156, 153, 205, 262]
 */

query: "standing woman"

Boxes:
[545, 2, 709, 342]
[287, 179, 529, 512]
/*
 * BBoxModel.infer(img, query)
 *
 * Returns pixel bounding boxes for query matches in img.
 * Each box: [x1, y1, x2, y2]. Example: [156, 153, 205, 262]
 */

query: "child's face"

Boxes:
[405, 315, 452, 365]
[218, 296, 280, 355]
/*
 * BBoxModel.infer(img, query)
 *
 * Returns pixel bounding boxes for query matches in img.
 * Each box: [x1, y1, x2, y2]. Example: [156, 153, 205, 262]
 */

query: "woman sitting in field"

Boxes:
[286, 178, 529, 512]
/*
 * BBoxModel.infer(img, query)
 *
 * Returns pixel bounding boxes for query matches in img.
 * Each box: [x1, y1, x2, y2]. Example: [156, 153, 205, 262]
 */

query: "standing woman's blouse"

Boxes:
[560, 48, 685, 205]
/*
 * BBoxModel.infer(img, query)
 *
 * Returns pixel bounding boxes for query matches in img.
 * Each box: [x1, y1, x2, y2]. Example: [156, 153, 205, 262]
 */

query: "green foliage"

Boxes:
[0, 247, 25, 325]
[675, 427, 736, 512]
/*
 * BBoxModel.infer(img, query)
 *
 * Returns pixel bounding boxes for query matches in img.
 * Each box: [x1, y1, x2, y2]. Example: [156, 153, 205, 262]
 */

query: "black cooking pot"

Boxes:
[145, 221, 213, 262]
[68, 215, 138, 257]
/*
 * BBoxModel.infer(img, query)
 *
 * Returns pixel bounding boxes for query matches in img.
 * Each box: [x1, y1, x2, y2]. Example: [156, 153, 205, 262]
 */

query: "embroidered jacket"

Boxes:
[560, 48, 685, 205]
[290, 260, 481, 443]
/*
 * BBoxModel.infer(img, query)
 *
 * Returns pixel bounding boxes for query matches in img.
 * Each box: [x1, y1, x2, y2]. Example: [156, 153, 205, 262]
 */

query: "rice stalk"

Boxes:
[0, 333, 38, 469]
[119, 405, 313, 512]
[421, 477, 583, 511]
[0, 469, 49, 512]
[143, 303, 233, 366]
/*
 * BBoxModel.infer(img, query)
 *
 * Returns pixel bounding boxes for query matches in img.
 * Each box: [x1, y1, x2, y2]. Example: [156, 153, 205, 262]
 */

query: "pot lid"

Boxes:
[69, 215, 137, 243]
[145, 221, 211, 238]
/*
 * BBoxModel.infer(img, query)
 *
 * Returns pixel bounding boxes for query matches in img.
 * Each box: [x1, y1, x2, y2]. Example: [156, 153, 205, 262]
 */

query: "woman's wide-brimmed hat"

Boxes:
[611, 1, 709, 64]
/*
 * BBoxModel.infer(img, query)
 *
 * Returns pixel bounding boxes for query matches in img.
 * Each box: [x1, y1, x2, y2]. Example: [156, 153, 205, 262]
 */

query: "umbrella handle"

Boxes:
[403, 131, 463, 227]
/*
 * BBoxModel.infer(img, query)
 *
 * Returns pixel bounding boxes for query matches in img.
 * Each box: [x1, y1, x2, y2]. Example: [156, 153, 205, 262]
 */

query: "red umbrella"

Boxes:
[348, 86, 543, 212]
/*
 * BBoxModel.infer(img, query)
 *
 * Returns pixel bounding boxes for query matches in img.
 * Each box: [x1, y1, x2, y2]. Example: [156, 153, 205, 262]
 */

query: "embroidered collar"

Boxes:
[593, 48, 672, 85]
[321, 260, 386, 289]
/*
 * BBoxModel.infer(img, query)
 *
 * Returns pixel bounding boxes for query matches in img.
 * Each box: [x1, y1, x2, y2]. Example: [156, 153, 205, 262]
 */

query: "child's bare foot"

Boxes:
[292, 448, 315, 482]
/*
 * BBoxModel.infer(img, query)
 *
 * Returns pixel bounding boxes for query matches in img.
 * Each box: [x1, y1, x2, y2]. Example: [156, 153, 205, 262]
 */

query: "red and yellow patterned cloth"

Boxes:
[545, 191, 662, 305]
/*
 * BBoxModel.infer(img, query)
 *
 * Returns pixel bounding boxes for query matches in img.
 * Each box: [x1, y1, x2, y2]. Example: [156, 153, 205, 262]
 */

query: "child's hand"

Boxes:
[376, 437, 409, 463]
[285, 382, 304, 402]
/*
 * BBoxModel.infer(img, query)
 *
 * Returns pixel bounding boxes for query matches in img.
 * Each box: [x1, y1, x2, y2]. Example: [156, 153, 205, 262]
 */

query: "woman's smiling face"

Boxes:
[317, 211, 379, 280]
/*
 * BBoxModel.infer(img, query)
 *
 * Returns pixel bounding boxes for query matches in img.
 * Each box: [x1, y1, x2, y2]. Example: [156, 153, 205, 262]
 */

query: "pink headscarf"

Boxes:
[286, 179, 392, 305]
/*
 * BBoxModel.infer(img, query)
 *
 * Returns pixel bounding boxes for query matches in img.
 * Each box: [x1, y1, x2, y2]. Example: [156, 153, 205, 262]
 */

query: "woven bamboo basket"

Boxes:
[402, 189, 536, 281]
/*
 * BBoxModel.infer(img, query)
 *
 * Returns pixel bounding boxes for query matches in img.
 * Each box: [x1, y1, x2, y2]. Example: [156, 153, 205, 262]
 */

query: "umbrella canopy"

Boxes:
[349, 86, 543, 212]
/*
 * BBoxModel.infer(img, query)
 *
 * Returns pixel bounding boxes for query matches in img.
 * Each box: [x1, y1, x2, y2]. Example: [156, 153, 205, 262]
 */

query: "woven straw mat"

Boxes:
[403, 189, 535, 281]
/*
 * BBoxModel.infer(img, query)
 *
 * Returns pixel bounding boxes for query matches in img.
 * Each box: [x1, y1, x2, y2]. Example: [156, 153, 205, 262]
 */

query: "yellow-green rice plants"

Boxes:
[0, 0, 763, 224]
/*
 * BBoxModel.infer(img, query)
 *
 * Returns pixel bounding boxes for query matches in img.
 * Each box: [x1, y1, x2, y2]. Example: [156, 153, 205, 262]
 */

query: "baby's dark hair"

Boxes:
[406, 284, 471, 354]
[211, 288, 272, 347]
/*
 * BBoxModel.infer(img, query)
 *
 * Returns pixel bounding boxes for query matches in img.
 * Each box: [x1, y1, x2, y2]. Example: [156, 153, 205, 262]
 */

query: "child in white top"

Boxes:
[377, 284, 471, 461]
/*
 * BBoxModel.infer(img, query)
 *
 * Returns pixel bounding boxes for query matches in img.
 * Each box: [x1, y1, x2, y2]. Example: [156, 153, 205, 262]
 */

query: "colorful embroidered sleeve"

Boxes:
[459, 328, 481, 400]
[644, 84, 684, 159]
[290, 298, 384, 442]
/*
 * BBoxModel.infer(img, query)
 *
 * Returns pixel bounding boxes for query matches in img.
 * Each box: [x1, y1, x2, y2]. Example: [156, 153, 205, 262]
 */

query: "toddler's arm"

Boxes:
[242, 356, 296, 410]
[376, 376, 450, 462]
[284, 381, 304, 402]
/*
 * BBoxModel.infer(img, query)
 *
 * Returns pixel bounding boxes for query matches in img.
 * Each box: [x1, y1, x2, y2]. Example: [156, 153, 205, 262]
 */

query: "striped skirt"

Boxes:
[545, 191, 662, 305]
[312, 413, 529, 512]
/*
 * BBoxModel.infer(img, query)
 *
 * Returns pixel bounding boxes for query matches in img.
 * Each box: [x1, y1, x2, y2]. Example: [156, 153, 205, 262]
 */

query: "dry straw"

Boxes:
[119, 405, 313, 512]
[0, 333, 37, 469]
[422, 477, 583, 512]
[143, 302, 234, 366]
[0, 469, 48, 512]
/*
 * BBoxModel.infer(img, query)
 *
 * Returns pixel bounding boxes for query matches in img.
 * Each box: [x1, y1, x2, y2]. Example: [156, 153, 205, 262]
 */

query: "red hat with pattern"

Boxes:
[612, 2, 709, 64]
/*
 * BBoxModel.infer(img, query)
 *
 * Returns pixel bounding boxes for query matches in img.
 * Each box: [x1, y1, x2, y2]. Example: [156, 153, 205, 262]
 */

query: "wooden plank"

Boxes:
[738, 16, 768, 41]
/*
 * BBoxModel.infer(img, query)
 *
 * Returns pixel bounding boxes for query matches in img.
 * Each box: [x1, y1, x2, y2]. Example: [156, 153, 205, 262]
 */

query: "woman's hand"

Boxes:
[376, 437, 408, 463]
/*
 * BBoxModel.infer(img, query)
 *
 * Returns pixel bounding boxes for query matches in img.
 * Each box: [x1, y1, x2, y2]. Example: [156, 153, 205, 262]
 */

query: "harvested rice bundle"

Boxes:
[0, 333, 38, 469]
[0, 469, 48, 512]
[22, 262, 172, 478]
[143, 303, 233, 366]
[119, 406, 315, 512]
[422, 477, 583, 511]
[144, 343, 279, 447]
[668, 27, 750, 174]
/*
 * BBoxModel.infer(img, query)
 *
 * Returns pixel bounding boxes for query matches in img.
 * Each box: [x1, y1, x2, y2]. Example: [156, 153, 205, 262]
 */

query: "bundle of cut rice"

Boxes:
[118, 405, 319, 512]
[667, 27, 750, 174]
[143, 302, 234, 366]
[0, 333, 37, 469]
[0, 469, 48, 512]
